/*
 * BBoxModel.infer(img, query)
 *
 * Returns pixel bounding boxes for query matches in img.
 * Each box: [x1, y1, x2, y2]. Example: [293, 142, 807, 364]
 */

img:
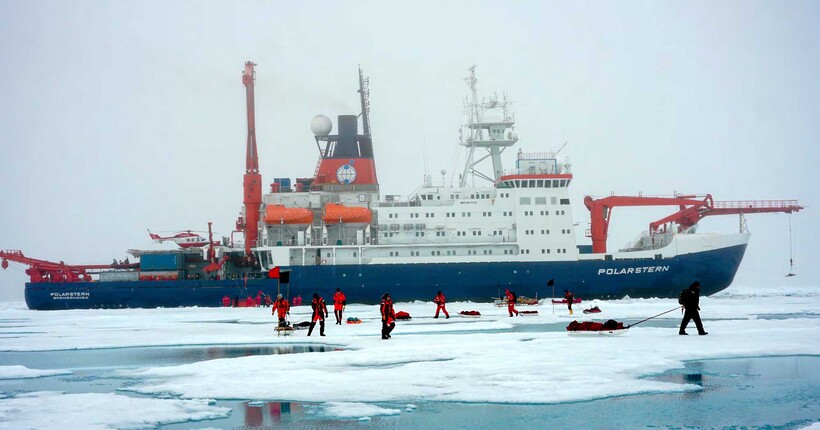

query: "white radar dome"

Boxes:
[310, 115, 333, 136]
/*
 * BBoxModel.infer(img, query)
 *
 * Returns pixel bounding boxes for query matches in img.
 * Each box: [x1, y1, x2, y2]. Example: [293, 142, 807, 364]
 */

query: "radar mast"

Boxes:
[458, 66, 518, 186]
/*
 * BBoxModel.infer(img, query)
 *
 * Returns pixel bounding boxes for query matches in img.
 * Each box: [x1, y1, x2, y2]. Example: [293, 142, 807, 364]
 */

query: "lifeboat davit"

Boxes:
[263, 205, 313, 225]
[322, 203, 372, 224]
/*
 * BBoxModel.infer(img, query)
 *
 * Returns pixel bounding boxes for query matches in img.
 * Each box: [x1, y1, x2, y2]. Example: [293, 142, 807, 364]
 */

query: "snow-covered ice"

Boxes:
[0, 365, 71, 380]
[0, 391, 229, 430]
[0, 284, 817, 428]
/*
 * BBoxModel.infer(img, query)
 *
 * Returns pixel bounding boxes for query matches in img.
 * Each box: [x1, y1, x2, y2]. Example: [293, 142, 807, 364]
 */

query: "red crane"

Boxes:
[236, 61, 262, 259]
[0, 250, 136, 283]
[583, 194, 803, 254]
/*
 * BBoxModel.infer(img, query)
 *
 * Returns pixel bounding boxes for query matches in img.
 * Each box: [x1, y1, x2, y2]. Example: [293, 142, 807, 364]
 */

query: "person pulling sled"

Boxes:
[679, 281, 708, 335]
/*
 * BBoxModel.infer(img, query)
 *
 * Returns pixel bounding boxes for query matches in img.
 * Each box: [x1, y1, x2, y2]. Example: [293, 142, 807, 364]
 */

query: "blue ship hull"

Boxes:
[24, 243, 747, 310]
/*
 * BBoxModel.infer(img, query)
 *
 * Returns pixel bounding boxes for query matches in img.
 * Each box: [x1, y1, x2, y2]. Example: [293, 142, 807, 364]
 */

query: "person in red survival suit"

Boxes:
[434, 291, 449, 319]
[505, 288, 519, 317]
[221, 295, 231, 307]
[380, 293, 396, 339]
[308, 293, 328, 336]
[272, 294, 290, 328]
[332, 288, 347, 325]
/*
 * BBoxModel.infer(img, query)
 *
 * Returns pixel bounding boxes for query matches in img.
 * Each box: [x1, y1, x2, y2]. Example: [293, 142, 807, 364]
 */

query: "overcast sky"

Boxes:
[0, 1, 817, 301]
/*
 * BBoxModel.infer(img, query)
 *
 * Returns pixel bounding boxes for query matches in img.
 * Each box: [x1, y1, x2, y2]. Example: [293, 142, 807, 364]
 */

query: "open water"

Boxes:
[1, 343, 817, 430]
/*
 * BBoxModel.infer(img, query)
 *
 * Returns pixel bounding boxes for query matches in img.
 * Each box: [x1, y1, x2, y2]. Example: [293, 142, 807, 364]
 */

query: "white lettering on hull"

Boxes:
[50, 292, 90, 300]
[597, 266, 670, 275]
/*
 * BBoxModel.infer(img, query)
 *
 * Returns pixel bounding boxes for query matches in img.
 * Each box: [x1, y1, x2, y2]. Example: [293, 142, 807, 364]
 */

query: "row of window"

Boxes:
[384, 227, 573, 238]
[419, 192, 494, 201]
[385, 208, 568, 220]
[519, 197, 571, 205]
[381, 247, 570, 257]
[498, 179, 571, 189]
[522, 229, 571, 235]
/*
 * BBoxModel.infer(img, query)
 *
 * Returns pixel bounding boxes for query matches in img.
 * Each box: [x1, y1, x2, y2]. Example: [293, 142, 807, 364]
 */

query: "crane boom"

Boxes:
[0, 249, 136, 283]
[584, 194, 803, 253]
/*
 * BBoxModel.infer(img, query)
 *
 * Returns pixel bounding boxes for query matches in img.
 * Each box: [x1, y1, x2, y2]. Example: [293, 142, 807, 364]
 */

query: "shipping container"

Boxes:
[140, 253, 181, 271]
[274, 177, 292, 190]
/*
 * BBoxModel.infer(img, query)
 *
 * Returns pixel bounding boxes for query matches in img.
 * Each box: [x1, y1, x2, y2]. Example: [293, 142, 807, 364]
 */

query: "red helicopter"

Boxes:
[147, 230, 210, 249]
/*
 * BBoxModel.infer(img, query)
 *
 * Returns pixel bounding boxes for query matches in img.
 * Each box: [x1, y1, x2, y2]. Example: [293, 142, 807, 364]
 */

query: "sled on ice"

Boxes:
[566, 319, 628, 336]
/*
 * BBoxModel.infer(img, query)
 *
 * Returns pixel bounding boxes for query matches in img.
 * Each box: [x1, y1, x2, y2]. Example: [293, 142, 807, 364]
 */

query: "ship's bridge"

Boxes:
[496, 174, 573, 189]
[496, 151, 573, 188]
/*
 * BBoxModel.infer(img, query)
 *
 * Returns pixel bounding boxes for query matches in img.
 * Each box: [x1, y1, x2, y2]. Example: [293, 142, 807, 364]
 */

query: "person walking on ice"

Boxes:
[505, 288, 519, 317]
[272, 294, 290, 328]
[380, 293, 396, 339]
[434, 291, 449, 319]
[332, 288, 347, 325]
[307, 293, 328, 336]
[564, 289, 574, 315]
[679, 281, 708, 335]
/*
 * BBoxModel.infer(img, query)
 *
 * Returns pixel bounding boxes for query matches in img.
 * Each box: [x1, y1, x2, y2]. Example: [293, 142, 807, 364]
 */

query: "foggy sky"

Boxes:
[1, 0, 817, 301]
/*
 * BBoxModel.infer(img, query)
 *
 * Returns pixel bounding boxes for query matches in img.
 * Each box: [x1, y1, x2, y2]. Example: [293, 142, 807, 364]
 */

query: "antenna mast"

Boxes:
[358, 66, 371, 136]
[458, 66, 518, 187]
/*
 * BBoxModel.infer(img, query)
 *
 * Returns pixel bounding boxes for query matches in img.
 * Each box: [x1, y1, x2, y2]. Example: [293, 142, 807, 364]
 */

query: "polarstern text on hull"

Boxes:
[1, 63, 804, 310]
[597, 266, 670, 276]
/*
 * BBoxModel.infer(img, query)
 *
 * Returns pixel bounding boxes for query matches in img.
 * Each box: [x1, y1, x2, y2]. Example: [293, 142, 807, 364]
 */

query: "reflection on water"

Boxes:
[240, 401, 299, 428]
[163, 356, 819, 430]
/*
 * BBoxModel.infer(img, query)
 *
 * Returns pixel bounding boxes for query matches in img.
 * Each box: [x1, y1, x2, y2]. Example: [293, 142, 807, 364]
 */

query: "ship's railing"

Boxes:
[619, 230, 676, 252]
[712, 199, 800, 209]
[516, 151, 558, 160]
[310, 183, 380, 193]
[501, 168, 571, 176]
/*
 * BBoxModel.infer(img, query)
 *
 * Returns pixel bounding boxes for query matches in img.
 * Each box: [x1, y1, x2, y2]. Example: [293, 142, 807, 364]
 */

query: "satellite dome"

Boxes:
[310, 115, 333, 136]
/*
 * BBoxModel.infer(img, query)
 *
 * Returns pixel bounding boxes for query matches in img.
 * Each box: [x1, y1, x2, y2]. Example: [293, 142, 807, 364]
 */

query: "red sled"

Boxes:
[566, 319, 628, 336]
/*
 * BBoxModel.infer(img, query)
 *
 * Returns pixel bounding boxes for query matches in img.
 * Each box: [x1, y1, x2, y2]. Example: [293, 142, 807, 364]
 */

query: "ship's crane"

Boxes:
[0, 250, 137, 283]
[203, 221, 229, 273]
[236, 61, 262, 260]
[583, 194, 803, 254]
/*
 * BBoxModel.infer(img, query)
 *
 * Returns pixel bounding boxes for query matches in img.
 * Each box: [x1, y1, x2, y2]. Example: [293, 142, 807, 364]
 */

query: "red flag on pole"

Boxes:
[268, 266, 280, 279]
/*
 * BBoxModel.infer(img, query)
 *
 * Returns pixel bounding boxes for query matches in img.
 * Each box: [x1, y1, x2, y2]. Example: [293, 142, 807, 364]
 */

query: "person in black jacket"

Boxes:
[679, 281, 708, 335]
[307, 293, 328, 337]
[564, 289, 574, 315]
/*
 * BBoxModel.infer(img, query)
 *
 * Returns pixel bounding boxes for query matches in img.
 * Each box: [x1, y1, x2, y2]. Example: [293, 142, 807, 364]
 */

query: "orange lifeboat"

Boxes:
[322, 203, 372, 224]
[263, 205, 314, 225]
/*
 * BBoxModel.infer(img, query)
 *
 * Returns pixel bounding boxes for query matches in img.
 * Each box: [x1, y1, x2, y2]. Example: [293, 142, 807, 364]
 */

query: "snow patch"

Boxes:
[0, 365, 72, 380]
